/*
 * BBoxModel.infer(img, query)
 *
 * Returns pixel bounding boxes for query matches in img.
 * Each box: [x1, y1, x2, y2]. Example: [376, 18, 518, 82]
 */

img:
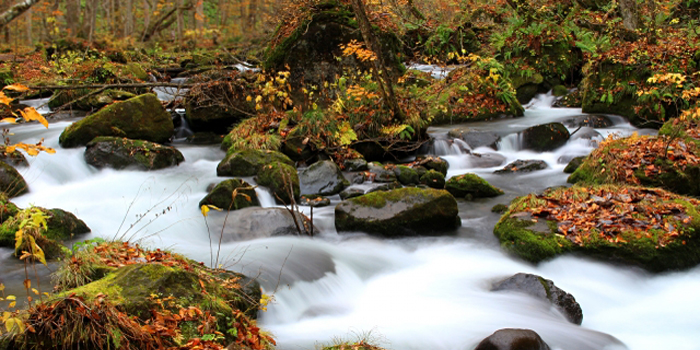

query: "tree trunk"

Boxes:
[176, 0, 184, 42]
[124, 0, 133, 37]
[0, 0, 42, 28]
[619, 0, 639, 31]
[349, 0, 404, 120]
[195, 0, 204, 32]
[141, 5, 180, 41]
[24, 7, 30, 45]
[246, 0, 257, 31]
[143, 0, 152, 37]
[65, 0, 79, 36]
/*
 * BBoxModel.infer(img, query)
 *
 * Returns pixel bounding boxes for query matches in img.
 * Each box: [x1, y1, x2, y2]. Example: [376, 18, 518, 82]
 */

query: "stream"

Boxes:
[1, 93, 698, 350]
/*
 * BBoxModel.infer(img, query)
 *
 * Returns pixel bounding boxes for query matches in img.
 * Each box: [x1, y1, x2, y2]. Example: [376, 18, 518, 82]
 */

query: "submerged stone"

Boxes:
[84, 137, 184, 170]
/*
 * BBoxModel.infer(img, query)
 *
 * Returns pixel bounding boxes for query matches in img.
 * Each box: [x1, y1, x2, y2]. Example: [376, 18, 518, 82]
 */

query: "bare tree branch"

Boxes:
[0, 0, 42, 28]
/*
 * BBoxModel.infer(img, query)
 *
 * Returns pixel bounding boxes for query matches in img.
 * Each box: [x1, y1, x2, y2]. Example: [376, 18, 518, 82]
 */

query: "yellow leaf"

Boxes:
[2, 311, 9, 321]
[0, 92, 13, 106]
[200, 205, 210, 217]
[0, 117, 17, 124]
[8, 301, 16, 308]
[2, 83, 30, 92]
[19, 108, 48, 128]
[14, 229, 23, 251]
[0, 283, 4, 291]
[31, 288, 39, 295]
[6, 295, 15, 301]
[5, 316, 24, 333]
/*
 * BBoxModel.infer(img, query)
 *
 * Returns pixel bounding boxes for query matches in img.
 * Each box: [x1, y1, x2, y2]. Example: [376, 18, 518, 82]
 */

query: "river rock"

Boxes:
[256, 162, 300, 204]
[84, 137, 184, 170]
[394, 165, 419, 185]
[474, 329, 551, 350]
[343, 158, 368, 172]
[335, 187, 460, 237]
[366, 181, 402, 193]
[299, 160, 348, 196]
[415, 156, 449, 176]
[48, 89, 136, 111]
[570, 127, 601, 141]
[521, 123, 570, 152]
[209, 207, 314, 240]
[299, 195, 331, 208]
[563, 156, 586, 174]
[184, 74, 256, 133]
[468, 152, 507, 168]
[0, 145, 28, 167]
[340, 188, 365, 200]
[446, 173, 504, 198]
[492, 273, 583, 324]
[562, 114, 614, 128]
[217, 149, 294, 177]
[448, 127, 501, 149]
[199, 179, 259, 211]
[495, 160, 547, 174]
[420, 169, 445, 189]
[0, 160, 28, 197]
[368, 162, 397, 183]
[59, 93, 174, 148]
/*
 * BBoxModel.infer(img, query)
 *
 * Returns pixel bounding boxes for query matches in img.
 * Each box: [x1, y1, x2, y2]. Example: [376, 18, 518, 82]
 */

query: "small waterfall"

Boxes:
[430, 135, 471, 156]
[496, 133, 523, 153]
[525, 90, 558, 109]
[173, 113, 194, 140]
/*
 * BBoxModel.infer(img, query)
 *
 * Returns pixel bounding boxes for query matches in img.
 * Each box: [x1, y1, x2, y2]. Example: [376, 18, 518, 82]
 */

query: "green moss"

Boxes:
[217, 149, 294, 177]
[493, 214, 571, 263]
[419, 169, 445, 189]
[395, 165, 419, 185]
[199, 179, 260, 210]
[256, 162, 300, 204]
[445, 173, 504, 198]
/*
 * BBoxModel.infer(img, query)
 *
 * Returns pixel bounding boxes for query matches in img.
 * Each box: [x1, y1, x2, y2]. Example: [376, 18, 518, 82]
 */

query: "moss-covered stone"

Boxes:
[552, 85, 569, 97]
[394, 165, 419, 185]
[124, 62, 149, 81]
[494, 184, 700, 272]
[84, 137, 184, 170]
[419, 169, 445, 189]
[0, 144, 28, 167]
[199, 179, 260, 211]
[256, 162, 300, 204]
[563, 156, 586, 174]
[59, 94, 174, 148]
[217, 149, 294, 177]
[415, 156, 449, 176]
[299, 160, 348, 196]
[0, 160, 28, 198]
[445, 173, 504, 198]
[335, 187, 460, 237]
[184, 75, 256, 133]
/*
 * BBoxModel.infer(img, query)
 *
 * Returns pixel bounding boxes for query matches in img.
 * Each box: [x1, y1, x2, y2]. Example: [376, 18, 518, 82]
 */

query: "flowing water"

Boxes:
[0, 94, 698, 350]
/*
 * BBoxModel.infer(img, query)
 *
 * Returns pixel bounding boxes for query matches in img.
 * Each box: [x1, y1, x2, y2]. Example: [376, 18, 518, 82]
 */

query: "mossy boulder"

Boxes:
[0, 145, 28, 167]
[335, 187, 460, 237]
[445, 173, 504, 198]
[512, 72, 544, 104]
[299, 160, 348, 196]
[567, 135, 700, 196]
[553, 89, 583, 108]
[494, 184, 700, 272]
[217, 149, 294, 177]
[124, 62, 149, 81]
[207, 207, 314, 240]
[419, 169, 445, 189]
[563, 156, 586, 174]
[394, 165, 419, 185]
[415, 156, 449, 176]
[367, 162, 398, 183]
[48, 89, 136, 111]
[59, 94, 174, 148]
[199, 179, 260, 211]
[552, 85, 569, 97]
[64, 263, 261, 321]
[84, 137, 184, 170]
[0, 160, 28, 197]
[521, 123, 570, 152]
[496, 159, 548, 174]
[0, 207, 90, 259]
[475, 329, 551, 350]
[256, 162, 300, 204]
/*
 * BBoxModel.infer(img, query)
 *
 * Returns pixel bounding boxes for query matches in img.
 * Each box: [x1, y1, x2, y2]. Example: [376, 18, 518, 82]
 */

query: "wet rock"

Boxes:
[59, 94, 174, 148]
[420, 169, 445, 189]
[299, 160, 348, 196]
[495, 160, 548, 174]
[340, 188, 365, 200]
[48, 89, 136, 111]
[570, 127, 602, 141]
[394, 165, 419, 185]
[351, 173, 366, 184]
[343, 158, 368, 172]
[335, 187, 460, 237]
[183, 74, 256, 133]
[563, 156, 586, 174]
[186, 132, 225, 145]
[491, 204, 509, 214]
[366, 181, 402, 193]
[468, 152, 506, 168]
[562, 115, 614, 128]
[415, 156, 449, 176]
[0, 145, 28, 167]
[84, 137, 184, 170]
[474, 329, 551, 350]
[492, 273, 583, 325]
[368, 162, 397, 183]
[0, 160, 28, 197]
[217, 149, 294, 177]
[256, 162, 300, 204]
[552, 85, 569, 97]
[553, 89, 582, 108]
[299, 195, 331, 208]
[282, 136, 316, 162]
[521, 123, 570, 152]
[447, 127, 501, 150]
[199, 179, 260, 211]
[209, 207, 314, 241]
[446, 173, 504, 198]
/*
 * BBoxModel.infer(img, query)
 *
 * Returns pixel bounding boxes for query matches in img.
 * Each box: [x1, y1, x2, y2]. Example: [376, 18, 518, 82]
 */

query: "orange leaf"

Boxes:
[19, 107, 48, 128]
[2, 83, 30, 92]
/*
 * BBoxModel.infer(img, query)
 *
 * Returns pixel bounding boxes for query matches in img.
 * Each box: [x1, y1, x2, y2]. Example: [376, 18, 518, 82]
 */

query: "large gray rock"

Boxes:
[59, 94, 174, 148]
[495, 160, 547, 174]
[474, 329, 551, 350]
[256, 162, 300, 204]
[562, 114, 614, 128]
[84, 137, 184, 170]
[299, 160, 347, 196]
[448, 127, 501, 149]
[521, 123, 570, 152]
[492, 273, 583, 325]
[367, 162, 397, 183]
[335, 187, 460, 237]
[208, 207, 315, 241]
[217, 149, 294, 177]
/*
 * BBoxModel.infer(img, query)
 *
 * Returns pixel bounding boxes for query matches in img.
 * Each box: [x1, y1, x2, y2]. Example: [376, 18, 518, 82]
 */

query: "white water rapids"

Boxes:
[1, 94, 698, 350]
